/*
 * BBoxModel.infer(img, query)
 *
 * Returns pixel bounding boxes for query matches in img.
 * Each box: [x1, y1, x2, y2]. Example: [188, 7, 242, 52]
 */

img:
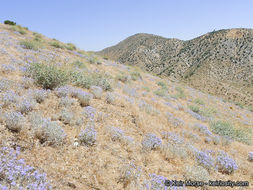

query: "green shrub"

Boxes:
[116, 73, 129, 83]
[154, 88, 167, 97]
[20, 40, 40, 50]
[130, 71, 142, 81]
[70, 71, 112, 91]
[71, 60, 86, 69]
[210, 120, 252, 144]
[172, 87, 185, 99]
[188, 104, 200, 113]
[10, 25, 27, 35]
[4, 20, 16, 25]
[50, 40, 65, 49]
[194, 98, 205, 105]
[27, 63, 69, 89]
[249, 107, 253, 112]
[33, 33, 42, 42]
[200, 107, 216, 117]
[234, 102, 244, 109]
[65, 43, 76, 51]
[157, 81, 167, 89]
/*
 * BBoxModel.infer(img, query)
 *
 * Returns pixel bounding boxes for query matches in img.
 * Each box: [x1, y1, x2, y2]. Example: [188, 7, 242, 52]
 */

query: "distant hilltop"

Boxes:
[98, 28, 253, 106]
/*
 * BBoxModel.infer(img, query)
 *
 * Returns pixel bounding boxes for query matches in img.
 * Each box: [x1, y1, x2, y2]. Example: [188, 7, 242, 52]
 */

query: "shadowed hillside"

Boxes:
[99, 29, 253, 107]
[0, 23, 252, 189]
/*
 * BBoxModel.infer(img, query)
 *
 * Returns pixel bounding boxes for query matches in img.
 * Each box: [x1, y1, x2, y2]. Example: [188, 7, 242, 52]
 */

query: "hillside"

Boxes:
[0, 23, 252, 189]
[98, 29, 253, 107]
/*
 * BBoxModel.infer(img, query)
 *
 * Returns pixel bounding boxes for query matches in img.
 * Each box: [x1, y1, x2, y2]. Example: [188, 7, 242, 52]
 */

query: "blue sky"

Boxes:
[1, 0, 253, 51]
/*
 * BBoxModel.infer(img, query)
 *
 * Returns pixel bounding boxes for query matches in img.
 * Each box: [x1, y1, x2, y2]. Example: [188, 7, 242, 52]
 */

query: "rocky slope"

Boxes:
[99, 29, 253, 106]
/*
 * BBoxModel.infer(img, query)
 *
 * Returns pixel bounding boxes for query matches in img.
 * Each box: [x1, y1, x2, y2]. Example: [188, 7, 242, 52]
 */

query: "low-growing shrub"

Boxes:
[194, 98, 205, 105]
[105, 92, 115, 104]
[59, 108, 74, 124]
[1, 64, 16, 73]
[172, 87, 185, 99]
[195, 150, 214, 171]
[70, 70, 112, 91]
[10, 25, 27, 35]
[192, 123, 213, 136]
[161, 143, 188, 160]
[210, 120, 251, 144]
[184, 165, 209, 182]
[30, 113, 66, 146]
[27, 62, 69, 89]
[20, 40, 40, 50]
[83, 106, 96, 121]
[109, 126, 124, 141]
[65, 43, 76, 51]
[55, 85, 72, 97]
[0, 78, 13, 92]
[0, 147, 51, 189]
[59, 96, 75, 107]
[78, 122, 96, 146]
[90, 85, 103, 99]
[4, 111, 24, 132]
[248, 152, 253, 162]
[32, 89, 48, 103]
[49, 40, 65, 49]
[167, 112, 184, 127]
[119, 161, 141, 188]
[215, 151, 238, 174]
[130, 71, 142, 81]
[1, 90, 19, 107]
[17, 98, 36, 114]
[21, 77, 34, 89]
[71, 89, 93, 107]
[188, 104, 200, 113]
[154, 88, 167, 97]
[142, 133, 162, 151]
[116, 73, 129, 83]
[71, 60, 86, 69]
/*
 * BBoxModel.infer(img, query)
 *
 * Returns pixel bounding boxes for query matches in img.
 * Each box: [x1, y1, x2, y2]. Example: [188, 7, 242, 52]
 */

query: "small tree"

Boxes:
[4, 20, 16, 25]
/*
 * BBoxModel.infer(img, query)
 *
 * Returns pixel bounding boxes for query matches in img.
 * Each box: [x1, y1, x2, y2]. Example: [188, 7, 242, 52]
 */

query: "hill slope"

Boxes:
[99, 29, 253, 106]
[0, 23, 252, 189]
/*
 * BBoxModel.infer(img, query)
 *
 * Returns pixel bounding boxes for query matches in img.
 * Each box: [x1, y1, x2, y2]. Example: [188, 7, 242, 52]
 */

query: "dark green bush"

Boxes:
[4, 20, 16, 25]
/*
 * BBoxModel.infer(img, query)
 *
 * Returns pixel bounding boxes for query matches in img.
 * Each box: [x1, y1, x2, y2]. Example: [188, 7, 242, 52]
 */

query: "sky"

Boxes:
[0, 0, 253, 51]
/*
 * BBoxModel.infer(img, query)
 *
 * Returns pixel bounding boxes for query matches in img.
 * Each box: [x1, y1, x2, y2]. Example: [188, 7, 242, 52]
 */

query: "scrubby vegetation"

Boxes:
[0, 23, 252, 189]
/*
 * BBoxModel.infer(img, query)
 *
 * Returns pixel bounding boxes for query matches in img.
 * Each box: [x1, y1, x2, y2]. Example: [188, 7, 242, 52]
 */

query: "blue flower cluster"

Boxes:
[215, 151, 238, 174]
[1, 90, 18, 107]
[1, 64, 16, 73]
[109, 126, 124, 141]
[0, 147, 52, 189]
[71, 88, 93, 107]
[187, 109, 206, 121]
[32, 89, 48, 103]
[83, 106, 96, 121]
[78, 123, 96, 146]
[142, 133, 162, 151]
[162, 132, 184, 145]
[195, 150, 214, 171]
[17, 98, 35, 114]
[55, 85, 72, 98]
[193, 123, 213, 136]
[167, 112, 184, 128]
